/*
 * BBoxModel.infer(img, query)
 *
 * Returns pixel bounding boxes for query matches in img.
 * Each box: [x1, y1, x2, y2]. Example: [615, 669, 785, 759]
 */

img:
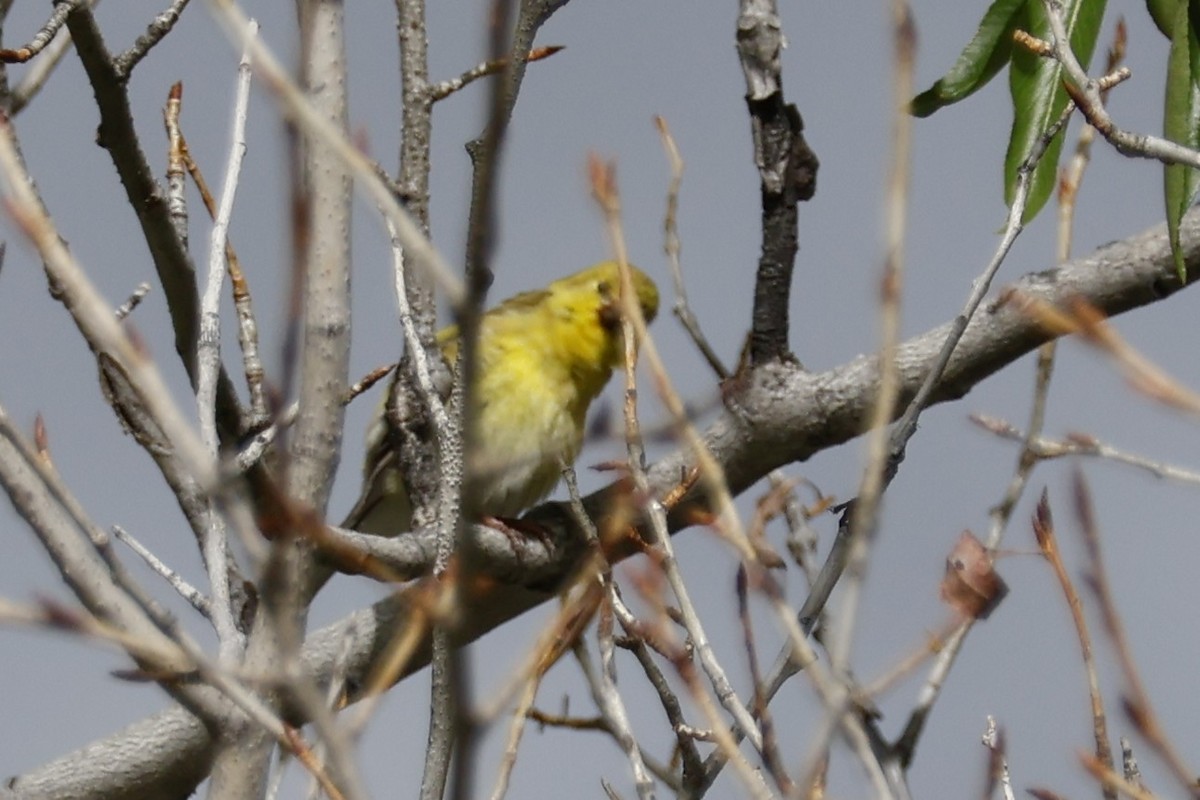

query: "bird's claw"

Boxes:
[482, 515, 556, 563]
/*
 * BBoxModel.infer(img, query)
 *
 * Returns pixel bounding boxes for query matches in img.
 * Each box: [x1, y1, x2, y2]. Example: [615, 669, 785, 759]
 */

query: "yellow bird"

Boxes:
[346, 261, 659, 535]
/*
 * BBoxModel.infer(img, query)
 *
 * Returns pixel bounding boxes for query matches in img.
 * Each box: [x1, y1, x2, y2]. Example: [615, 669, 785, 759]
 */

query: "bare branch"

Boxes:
[736, 0, 817, 365]
[7, 0, 87, 115]
[653, 116, 728, 380]
[973, 415, 1200, 485]
[611, 594, 703, 792]
[167, 84, 271, 422]
[65, 3, 249, 439]
[0, 0, 76, 63]
[980, 717, 1016, 800]
[1031, 493, 1115, 797]
[114, 282, 153, 321]
[16, 205, 1200, 800]
[114, 0, 193, 79]
[111, 525, 212, 618]
[196, 17, 256, 661]
[429, 45, 563, 103]
[828, 0, 915, 681]
[1034, 2, 1199, 168]
[1073, 471, 1199, 794]
[591, 161, 768, 777]
[0, 111, 218, 492]
[573, 634, 657, 800]
[206, 0, 465, 309]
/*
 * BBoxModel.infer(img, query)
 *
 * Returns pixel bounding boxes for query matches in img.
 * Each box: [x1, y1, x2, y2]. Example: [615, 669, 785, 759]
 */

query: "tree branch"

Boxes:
[737, 0, 818, 365]
[65, 5, 247, 439]
[14, 208, 1200, 799]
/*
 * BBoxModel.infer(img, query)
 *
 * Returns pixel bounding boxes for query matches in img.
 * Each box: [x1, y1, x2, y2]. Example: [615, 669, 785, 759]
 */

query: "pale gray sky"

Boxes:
[2, 1, 1198, 797]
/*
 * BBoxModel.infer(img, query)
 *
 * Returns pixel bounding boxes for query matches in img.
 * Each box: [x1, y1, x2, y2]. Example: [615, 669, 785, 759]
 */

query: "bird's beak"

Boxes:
[598, 297, 622, 331]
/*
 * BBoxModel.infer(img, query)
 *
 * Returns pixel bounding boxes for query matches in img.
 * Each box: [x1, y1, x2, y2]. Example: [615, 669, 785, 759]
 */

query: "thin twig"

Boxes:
[163, 82, 189, 251]
[610, 593, 704, 792]
[115, 282, 153, 321]
[383, 226, 452, 473]
[1031, 493, 1115, 797]
[0, 409, 346, 797]
[590, 159, 764, 752]
[648, 535, 873, 800]
[111, 525, 211, 617]
[829, 0, 916, 678]
[232, 402, 298, 474]
[574, 631, 657, 799]
[429, 45, 563, 102]
[1078, 753, 1158, 800]
[595, 151, 891, 799]
[0, 596, 185, 668]
[345, 363, 394, 405]
[0, 93, 220, 497]
[1009, 293, 1200, 418]
[1035, 2, 1199, 169]
[473, 567, 603, 727]
[973, 414, 1200, 485]
[297, 632, 364, 800]
[981, 341, 1057, 550]
[340, 582, 437, 740]
[892, 622, 970, 767]
[114, 0, 193, 79]
[559, 464, 656, 800]
[870, 97, 1079, 771]
[735, 568, 793, 795]
[653, 116, 728, 380]
[0, 0, 76, 63]
[882, 94, 1075, 480]
[205, 0, 465, 309]
[1073, 471, 1200, 796]
[487, 658, 546, 800]
[591, 157, 758, 564]
[8, 0, 89, 115]
[1057, 19, 1125, 262]
[1120, 737, 1145, 790]
[173, 106, 269, 423]
[66, 2, 250, 442]
[758, 39, 1076, 782]
[857, 619, 960, 701]
[889, 23, 1129, 762]
[654, 112, 816, 591]
[195, 17, 256, 662]
[981, 717, 1016, 800]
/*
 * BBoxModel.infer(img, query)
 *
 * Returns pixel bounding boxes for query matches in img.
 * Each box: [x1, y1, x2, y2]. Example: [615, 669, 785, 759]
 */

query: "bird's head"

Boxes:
[552, 258, 658, 331]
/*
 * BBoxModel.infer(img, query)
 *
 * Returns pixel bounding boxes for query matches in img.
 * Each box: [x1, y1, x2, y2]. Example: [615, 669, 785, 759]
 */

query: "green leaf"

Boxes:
[1004, 0, 1107, 223]
[1147, 0, 1177, 37]
[1163, 0, 1200, 283]
[911, 0, 1026, 117]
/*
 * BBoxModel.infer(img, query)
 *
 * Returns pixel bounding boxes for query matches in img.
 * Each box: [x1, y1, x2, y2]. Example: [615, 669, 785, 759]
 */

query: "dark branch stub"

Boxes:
[737, 0, 818, 366]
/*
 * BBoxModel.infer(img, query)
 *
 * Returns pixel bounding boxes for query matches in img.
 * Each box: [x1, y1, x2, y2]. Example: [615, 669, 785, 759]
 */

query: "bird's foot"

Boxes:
[482, 515, 556, 559]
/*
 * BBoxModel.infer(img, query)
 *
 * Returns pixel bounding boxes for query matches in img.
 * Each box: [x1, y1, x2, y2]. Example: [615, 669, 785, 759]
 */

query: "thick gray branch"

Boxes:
[5, 709, 215, 800]
[205, 1, 356, 797]
[11, 209, 1200, 798]
[289, 0, 353, 515]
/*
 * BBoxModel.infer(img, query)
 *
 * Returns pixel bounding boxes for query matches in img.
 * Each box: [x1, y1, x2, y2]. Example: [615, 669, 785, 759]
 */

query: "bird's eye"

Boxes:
[596, 280, 611, 297]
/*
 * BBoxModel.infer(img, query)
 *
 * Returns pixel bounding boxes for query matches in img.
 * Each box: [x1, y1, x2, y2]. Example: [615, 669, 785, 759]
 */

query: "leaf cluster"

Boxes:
[914, 0, 1200, 279]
